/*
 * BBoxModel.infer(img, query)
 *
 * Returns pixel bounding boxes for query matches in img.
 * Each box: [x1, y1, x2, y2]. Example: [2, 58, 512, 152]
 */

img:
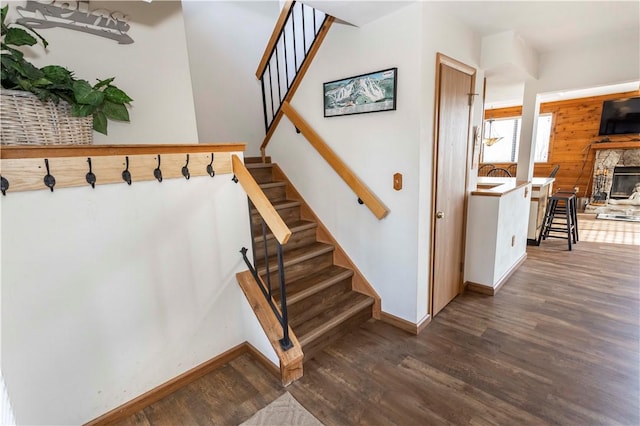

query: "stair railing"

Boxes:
[256, 1, 334, 158]
[232, 155, 294, 350]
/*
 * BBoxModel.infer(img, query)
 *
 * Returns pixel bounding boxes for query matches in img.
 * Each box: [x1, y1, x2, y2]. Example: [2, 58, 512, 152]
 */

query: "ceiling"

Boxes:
[301, 1, 640, 105]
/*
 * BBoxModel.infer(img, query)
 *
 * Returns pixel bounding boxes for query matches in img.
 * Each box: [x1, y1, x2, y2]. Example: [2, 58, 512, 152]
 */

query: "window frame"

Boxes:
[480, 112, 554, 164]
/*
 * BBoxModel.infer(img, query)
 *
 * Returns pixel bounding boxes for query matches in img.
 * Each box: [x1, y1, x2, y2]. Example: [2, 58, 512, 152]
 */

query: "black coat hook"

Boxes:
[43, 159, 55, 192]
[1, 175, 9, 196]
[86, 157, 96, 188]
[154, 155, 163, 182]
[207, 153, 215, 177]
[122, 156, 132, 185]
[182, 154, 190, 180]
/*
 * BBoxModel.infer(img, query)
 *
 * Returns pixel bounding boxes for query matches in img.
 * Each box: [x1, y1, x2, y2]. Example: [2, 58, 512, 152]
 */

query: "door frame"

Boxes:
[429, 52, 476, 315]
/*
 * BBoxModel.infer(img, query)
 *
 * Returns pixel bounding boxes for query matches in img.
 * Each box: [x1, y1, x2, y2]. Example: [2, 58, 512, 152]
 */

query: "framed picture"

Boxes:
[323, 67, 397, 117]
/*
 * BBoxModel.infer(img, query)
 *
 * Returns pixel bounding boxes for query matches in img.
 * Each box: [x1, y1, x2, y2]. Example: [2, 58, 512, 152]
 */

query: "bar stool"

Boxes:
[540, 190, 579, 250]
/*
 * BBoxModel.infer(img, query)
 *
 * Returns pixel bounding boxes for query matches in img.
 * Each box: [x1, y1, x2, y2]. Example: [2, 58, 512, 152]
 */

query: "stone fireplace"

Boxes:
[590, 147, 640, 201]
[586, 145, 640, 219]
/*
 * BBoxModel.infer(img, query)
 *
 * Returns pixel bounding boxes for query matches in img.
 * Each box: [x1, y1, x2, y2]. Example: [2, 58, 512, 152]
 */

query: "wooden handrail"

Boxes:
[255, 0, 294, 80]
[280, 102, 390, 220]
[259, 15, 335, 158]
[232, 155, 291, 244]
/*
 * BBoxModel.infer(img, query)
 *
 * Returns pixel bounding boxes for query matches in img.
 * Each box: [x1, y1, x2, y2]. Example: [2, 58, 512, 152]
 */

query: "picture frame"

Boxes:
[323, 67, 397, 118]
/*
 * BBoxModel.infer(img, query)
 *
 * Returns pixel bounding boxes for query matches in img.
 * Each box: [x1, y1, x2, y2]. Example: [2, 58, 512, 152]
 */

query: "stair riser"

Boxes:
[302, 307, 373, 361]
[254, 227, 318, 259]
[248, 167, 274, 184]
[288, 278, 352, 328]
[261, 185, 287, 201]
[260, 251, 334, 285]
[251, 206, 301, 234]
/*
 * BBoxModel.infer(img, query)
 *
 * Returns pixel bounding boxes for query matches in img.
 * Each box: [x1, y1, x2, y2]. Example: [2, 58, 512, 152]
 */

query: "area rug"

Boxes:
[240, 392, 323, 426]
[596, 213, 640, 223]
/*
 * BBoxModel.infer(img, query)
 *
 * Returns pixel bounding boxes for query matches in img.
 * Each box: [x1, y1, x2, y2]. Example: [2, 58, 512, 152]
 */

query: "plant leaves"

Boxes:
[1, 6, 7, 27]
[1, 54, 43, 80]
[1, 43, 24, 59]
[73, 79, 104, 106]
[18, 23, 48, 48]
[4, 27, 36, 46]
[102, 100, 129, 122]
[31, 77, 52, 87]
[93, 77, 115, 90]
[17, 78, 32, 91]
[104, 85, 133, 104]
[42, 65, 73, 85]
[72, 103, 96, 117]
[93, 111, 108, 135]
[32, 87, 56, 103]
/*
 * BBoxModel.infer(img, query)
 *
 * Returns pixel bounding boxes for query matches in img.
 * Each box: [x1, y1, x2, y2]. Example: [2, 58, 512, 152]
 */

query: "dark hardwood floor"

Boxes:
[115, 239, 640, 425]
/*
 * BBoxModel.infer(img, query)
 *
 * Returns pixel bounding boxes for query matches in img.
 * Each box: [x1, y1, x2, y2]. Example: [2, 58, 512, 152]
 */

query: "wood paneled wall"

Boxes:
[484, 90, 640, 198]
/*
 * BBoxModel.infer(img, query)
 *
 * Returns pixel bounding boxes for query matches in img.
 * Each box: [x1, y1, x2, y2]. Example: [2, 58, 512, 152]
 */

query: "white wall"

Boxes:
[268, 2, 482, 323]
[6, 0, 198, 144]
[182, 1, 280, 154]
[534, 29, 639, 95]
[0, 155, 275, 425]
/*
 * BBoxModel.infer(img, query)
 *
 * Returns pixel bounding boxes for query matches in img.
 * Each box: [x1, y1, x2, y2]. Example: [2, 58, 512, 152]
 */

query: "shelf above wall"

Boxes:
[591, 141, 640, 150]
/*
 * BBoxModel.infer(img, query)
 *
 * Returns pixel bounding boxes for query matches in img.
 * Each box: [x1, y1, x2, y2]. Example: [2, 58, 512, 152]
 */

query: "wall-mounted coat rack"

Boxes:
[0, 143, 245, 194]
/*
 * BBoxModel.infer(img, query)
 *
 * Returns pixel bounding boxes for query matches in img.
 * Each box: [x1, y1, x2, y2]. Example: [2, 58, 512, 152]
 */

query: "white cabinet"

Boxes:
[464, 181, 531, 294]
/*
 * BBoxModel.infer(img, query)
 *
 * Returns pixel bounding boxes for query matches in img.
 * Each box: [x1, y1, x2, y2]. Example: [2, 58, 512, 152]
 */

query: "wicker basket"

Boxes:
[1, 89, 93, 145]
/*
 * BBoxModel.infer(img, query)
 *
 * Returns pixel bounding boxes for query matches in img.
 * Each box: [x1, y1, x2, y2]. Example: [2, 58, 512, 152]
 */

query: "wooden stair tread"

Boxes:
[259, 181, 286, 189]
[256, 241, 334, 274]
[244, 156, 271, 164]
[245, 162, 274, 170]
[253, 219, 316, 242]
[251, 199, 302, 215]
[296, 292, 373, 347]
[274, 265, 354, 306]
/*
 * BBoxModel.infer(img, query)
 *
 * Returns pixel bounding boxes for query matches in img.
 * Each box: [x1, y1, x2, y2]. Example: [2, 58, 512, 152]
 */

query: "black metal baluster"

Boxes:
[261, 219, 272, 298]
[291, 5, 298, 70]
[260, 220, 271, 299]
[275, 42, 282, 103]
[313, 8, 317, 35]
[247, 199, 258, 272]
[301, 3, 307, 53]
[277, 242, 292, 349]
[283, 27, 290, 89]
[261, 78, 269, 133]
[268, 63, 275, 126]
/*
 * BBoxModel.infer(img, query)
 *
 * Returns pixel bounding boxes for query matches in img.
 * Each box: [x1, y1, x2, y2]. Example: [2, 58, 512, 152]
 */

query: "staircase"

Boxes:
[245, 158, 375, 361]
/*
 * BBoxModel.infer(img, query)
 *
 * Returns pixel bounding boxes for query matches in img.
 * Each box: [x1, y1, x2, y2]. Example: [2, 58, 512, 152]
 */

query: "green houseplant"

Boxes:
[0, 5, 132, 136]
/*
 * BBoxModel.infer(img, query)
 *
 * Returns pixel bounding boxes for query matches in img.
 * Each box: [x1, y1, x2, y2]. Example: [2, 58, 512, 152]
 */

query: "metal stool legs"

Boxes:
[541, 192, 579, 250]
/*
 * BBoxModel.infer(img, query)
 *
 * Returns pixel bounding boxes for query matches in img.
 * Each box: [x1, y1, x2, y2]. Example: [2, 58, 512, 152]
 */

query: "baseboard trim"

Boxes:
[466, 253, 527, 296]
[85, 342, 250, 426]
[245, 342, 280, 379]
[381, 312, 431, 335]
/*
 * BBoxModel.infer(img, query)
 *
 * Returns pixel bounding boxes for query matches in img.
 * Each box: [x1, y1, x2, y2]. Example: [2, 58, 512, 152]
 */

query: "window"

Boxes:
[481, 114, 552, 163]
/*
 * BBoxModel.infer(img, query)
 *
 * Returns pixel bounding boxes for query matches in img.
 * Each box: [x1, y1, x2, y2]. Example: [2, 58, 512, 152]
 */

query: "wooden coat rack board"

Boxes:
[0, 143, 245, 194]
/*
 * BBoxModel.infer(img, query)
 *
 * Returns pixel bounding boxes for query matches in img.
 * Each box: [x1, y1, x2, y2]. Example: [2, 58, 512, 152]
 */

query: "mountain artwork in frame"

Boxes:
[323, 68, 397, 117]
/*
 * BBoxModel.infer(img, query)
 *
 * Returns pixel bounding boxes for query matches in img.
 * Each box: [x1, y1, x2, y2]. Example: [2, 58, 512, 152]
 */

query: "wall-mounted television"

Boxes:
[598, 97, 640, 136]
